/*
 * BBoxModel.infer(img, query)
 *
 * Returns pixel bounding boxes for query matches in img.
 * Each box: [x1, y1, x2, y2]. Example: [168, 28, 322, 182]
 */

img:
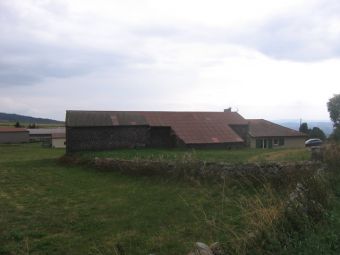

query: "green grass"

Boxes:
[78, 147, 310, 163]
[0, 144, 243, 254]
[0, 144, 339, 254]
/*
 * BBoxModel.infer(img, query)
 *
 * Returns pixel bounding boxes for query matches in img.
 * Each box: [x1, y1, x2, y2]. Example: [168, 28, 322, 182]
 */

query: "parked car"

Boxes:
[305, 138, 323, 147]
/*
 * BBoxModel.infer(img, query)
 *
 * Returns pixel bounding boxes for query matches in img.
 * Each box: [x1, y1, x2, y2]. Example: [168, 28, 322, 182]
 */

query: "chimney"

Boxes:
[224, 107, 232, 112]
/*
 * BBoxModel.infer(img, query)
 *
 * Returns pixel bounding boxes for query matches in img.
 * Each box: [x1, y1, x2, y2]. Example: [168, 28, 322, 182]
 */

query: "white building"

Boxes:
[51, 133, 66, 148]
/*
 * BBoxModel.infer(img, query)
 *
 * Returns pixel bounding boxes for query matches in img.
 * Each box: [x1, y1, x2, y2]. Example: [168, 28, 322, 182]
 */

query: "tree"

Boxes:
[28, 123, 37, 128]
[14, 121, 21, 128]
[299, 122, 310, 134]
[327, 94, 340, 142]
[327, 94, 340, 128]
[329, 127, 340, 142]
[309, 127, 326, 140]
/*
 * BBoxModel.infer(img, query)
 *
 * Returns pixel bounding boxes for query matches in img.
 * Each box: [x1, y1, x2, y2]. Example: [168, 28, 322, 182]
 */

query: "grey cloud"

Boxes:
[0, 2, 133, 87]
[2, 0, 340, 89]
[0, 40, 128, 86]
[133, 1, 340, 62]
[229, 0, 340, 61]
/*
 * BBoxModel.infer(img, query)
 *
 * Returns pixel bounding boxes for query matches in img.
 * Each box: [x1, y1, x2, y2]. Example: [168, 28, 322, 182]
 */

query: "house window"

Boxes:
[256, 139, 262, 148]
[279, 137, 284, 146]
[273, 138, 278, 146]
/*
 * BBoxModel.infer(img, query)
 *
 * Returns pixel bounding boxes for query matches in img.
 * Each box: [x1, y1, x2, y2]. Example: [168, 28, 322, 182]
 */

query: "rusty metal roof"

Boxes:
[141, 111, 245, 144]
[248, 119, 307, 137]
[0, 128, 28, 133]
[66, 110, 247, 144]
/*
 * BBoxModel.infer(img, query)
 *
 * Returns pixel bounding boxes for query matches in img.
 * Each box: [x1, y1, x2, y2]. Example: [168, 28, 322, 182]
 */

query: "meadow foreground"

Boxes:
[1, 144, 339, 254]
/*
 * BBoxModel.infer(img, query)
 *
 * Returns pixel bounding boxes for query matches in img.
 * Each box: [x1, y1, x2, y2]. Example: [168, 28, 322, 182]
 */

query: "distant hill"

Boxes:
[0, 112, 64, 125]
[273, 120, 334, 136]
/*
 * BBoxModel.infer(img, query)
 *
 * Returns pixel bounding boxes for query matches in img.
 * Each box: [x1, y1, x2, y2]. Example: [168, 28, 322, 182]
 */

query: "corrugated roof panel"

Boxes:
[116, 113, 148, 125]
[66, 111, 112, 127]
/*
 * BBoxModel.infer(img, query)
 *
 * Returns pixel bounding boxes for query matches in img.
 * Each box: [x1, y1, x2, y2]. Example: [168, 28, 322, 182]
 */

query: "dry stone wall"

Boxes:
[61, 154, 322, 182]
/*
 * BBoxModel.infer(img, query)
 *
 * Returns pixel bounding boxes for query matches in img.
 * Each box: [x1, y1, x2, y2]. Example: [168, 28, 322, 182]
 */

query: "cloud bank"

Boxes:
[0, 0, 339, 120]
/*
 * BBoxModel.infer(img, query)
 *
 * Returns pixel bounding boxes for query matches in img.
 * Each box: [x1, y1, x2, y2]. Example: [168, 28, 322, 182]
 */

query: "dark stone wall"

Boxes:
[149, 127, 175, 148]
[82, 157, 321, 180]
[66, 126, 177, 153]
[67, 126, 150, 153]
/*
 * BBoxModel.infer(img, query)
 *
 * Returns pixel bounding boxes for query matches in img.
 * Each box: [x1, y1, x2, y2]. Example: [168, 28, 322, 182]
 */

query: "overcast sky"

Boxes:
[1, 0, 339, 121]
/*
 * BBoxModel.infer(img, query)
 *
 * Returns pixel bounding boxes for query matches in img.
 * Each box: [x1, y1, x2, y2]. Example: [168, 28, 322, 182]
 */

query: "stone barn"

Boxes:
[65, 110, 249, 153]
[0, 128, 29, 144]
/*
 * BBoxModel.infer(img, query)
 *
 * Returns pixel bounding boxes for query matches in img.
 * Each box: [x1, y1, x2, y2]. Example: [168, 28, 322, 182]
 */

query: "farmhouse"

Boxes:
[0, 128, 29, 144]
[248, 119, 307, 148]
[66, 110, 249, 152]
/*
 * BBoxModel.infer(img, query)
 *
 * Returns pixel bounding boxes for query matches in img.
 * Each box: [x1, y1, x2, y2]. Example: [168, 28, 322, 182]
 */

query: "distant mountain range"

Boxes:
[0, 112, 64, 125]
[273, 120, 334, 136]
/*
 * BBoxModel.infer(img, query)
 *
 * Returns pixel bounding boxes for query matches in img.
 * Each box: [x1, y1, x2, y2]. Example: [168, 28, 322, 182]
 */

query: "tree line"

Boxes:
[300, 93, 340, 142]
[299, 122, 326, 140]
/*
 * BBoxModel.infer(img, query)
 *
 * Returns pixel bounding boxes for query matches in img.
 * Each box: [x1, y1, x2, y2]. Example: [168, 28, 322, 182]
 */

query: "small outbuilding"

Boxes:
[0, 128, 29, 144]
[51, 133, 66, 148]
[248, 119, 307, 148]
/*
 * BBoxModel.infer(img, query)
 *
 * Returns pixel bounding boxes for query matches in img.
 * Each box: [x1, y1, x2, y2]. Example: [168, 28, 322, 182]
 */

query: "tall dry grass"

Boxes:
[184, 162, 334, 255]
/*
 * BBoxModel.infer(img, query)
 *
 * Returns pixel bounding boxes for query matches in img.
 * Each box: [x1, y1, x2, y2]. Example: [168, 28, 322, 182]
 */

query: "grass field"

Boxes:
[0, 144, 243, 254]
[1, 144, 339, 254]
